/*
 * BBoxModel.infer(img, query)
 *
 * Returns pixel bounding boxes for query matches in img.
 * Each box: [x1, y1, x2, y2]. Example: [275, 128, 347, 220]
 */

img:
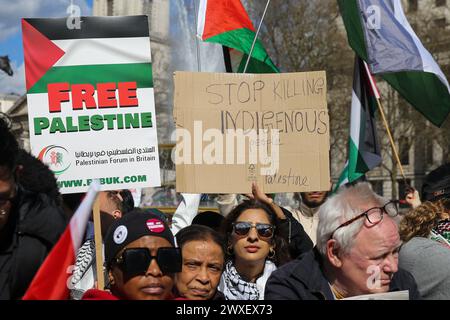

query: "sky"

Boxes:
[0, 0, 93, 95]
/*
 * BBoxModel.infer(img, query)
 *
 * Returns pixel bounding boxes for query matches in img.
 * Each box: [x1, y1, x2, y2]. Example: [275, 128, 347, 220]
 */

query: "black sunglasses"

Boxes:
[112, 247, 182, 277]
[232, 222, 275, 239]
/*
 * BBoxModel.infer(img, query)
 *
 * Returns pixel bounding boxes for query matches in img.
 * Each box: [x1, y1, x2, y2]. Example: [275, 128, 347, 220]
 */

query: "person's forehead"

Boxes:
[236, 208, 270, 223]
[355, 218, 400, 252]
[183, 240, 223, 258]
[125, 235, 172, 250]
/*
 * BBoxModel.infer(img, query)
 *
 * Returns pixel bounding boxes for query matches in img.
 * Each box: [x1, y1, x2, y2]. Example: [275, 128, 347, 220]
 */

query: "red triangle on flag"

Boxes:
[22, 19, 65, 91]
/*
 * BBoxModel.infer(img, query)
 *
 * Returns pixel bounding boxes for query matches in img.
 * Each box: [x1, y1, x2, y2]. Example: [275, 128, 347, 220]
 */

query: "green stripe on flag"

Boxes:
[206, 28, 279, 73]
[382, 71, 450, 127]
[337, 0, 368, 61]
[28, 63, 153, 94]
[348, 138, 368, 182]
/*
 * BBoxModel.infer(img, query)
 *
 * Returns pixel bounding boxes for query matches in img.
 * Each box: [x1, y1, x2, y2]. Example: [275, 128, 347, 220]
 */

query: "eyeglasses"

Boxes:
[232, 222, 275, 239]
[112, 247, 182, 277]
[330, 201, 399, 239]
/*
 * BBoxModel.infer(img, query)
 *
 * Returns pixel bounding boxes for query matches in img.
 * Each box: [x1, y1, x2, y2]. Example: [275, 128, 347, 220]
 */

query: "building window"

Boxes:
[436, 0, 446, 7]
[107, 0, 113, 16]
[408, 0, 418, 12]
[435, 18, 446, 28]
[399, 139, 410, 165]
[371, 180, 384, 196]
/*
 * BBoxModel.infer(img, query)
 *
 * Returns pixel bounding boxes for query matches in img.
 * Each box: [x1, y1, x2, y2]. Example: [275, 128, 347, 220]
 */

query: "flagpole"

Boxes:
[243, 0, 271, 74]
[193, 0, 201, 72]
[93, 196, 105, 290]
[362, 62, 408, 185]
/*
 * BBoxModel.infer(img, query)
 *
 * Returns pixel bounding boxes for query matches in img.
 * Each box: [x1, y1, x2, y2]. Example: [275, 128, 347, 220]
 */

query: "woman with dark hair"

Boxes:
[175, 225, 226, 300]
[398, 199, 450, 299]
[218, 183, 313, 300]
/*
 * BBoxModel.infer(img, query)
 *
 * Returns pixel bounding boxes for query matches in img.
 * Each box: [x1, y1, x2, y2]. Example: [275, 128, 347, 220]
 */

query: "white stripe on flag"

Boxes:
[392, 0, 450, 93]
[53, 37, 152, 67]
[350, 89, 362, 145]
[363, 61, 380, 99]
[197, 0, 208, 39]
[69, 180, 101, 255]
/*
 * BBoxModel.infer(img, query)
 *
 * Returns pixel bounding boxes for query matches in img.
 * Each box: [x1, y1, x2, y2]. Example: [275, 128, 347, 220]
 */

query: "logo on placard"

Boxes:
[146, 219, 165, 233]
[38, 145, 71, 175]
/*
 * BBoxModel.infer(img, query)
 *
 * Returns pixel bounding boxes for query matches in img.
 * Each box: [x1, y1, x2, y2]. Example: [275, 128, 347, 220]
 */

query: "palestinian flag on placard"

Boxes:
[23, 181, 100, 300]
[22, 16, 153, 94]
[338, 0, 450, 127]
[334, 57, 382, 191]
[197, 0, 279, 73]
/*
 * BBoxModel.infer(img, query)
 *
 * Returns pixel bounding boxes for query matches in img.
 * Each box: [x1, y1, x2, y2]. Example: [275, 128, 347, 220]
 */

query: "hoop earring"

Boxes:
[268, 248, 276, 259]
[227, 245, 234, 256]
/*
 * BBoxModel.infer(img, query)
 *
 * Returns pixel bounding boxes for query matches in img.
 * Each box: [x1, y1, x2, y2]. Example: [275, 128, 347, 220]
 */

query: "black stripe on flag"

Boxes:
[24, 16, 149, 40]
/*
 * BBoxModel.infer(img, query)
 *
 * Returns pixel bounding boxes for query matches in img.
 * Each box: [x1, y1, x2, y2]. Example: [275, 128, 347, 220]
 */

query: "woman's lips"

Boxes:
[141, 284, 164, 295]
[245, 246, 260, 253]
[190, 288, 210, 297]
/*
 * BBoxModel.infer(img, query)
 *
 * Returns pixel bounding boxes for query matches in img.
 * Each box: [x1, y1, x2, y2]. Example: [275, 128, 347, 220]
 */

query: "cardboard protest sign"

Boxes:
[22, 16, 160, 193]
[174, 71, 330, 194]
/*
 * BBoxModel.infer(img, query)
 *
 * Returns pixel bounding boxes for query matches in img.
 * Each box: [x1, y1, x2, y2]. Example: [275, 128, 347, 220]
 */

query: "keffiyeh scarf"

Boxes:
[218, 260, 277, 300]
[430, 219, 450, 249]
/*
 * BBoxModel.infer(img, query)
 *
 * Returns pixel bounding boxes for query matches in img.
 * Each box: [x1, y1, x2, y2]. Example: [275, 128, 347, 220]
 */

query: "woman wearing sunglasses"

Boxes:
[82, 209, 182, 300]
[218, 184, 313, 300]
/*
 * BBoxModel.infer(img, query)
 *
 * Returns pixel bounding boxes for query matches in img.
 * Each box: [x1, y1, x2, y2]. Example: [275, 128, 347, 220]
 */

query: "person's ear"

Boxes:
[14, 165, 23, 180]
[112, 210, 122, 219]
[326, 239, 342, 268]
[108, 270, 116, 286]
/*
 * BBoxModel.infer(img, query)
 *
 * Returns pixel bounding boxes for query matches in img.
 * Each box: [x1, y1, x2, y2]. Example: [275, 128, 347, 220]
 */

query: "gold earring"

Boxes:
[268, 248, 275, 259]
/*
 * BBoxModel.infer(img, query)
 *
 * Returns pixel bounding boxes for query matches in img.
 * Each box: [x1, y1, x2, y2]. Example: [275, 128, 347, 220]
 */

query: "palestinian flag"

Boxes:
[22, 16, 161, 194]
[338, 0, 450, 127]
[22, 16, 152, 93]
[197, 0, 279, 73]
[335, 57, 381, 191]
[23, 181, 100, 300]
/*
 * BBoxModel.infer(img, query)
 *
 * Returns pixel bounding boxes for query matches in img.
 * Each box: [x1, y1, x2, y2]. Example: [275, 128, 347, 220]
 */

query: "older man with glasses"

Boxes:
[265, 182, 421, 300]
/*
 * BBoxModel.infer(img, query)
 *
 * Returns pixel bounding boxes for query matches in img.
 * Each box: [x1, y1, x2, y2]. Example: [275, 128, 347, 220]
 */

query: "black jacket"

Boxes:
[0, 186, 67, 299]
[265, 248, 421, 300]
[278, 207, 314, 258]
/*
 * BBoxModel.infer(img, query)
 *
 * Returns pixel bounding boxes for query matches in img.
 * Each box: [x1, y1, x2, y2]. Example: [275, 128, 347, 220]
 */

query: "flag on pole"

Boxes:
[338, 0, 450, 127]
[335, 57, 382, 191]
[22, 181, 100, 300]
[197, 0, 279, 73]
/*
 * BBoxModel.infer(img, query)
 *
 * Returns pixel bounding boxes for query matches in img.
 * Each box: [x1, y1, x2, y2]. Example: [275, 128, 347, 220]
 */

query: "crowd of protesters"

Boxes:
[2, 115, 450, 300]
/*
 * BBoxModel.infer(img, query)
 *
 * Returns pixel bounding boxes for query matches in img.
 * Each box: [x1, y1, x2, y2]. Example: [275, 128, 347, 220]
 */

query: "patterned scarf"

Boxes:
[218, 260, 277, 300]
[430, 219, 450, 249]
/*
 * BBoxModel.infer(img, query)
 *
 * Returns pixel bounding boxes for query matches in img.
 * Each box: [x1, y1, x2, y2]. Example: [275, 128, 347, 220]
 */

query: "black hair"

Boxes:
[220, 200, 291, 266]
[176, 224, 226, 258]
[119, 189, 135, 214]
[0, 114, 19, 173]
[192, 210, 224, 231]
[17, 149, 61, 204]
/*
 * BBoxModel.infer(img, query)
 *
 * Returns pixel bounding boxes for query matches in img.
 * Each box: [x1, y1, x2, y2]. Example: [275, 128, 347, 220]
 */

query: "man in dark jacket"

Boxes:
[265, 182, 421, 300]
[0, 116, 67, 299]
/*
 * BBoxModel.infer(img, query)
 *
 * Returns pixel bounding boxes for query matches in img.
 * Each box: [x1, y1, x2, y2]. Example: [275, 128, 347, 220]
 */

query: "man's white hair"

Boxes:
[316, 182, 388, 256]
